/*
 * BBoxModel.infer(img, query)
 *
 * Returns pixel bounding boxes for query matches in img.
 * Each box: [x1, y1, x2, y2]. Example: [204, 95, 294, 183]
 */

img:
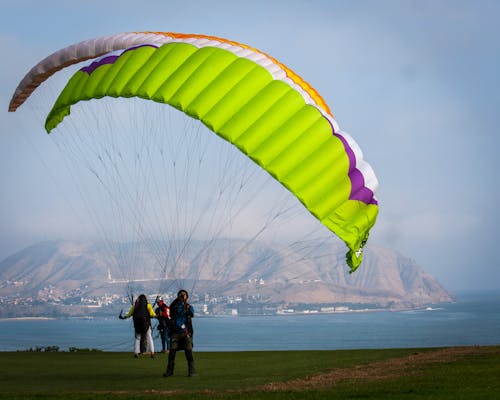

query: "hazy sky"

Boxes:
[1, 0, 499, 292]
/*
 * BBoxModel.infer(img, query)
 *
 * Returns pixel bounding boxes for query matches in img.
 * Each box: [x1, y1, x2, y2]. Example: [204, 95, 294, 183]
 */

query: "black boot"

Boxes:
[163, 349, 176, 377]
[186, 349, 196, 377]
[188, 360, 197, 377]
[163, 360, 174, 377]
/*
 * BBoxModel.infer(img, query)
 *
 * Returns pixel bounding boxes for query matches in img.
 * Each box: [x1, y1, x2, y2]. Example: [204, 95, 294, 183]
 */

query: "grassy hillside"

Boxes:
[0, 346, 498, 399]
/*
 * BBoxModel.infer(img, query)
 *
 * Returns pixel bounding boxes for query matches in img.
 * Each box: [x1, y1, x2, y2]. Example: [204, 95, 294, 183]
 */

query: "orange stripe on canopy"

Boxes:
[143, 32, 333, 117]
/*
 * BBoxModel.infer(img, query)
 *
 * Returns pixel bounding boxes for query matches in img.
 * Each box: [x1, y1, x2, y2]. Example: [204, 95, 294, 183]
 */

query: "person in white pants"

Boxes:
[119, 294, 157, 358]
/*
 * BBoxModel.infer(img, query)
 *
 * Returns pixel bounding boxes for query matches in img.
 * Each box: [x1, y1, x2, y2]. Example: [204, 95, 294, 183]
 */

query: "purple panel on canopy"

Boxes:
[81, 55, 119, 75]
[80, 44, 159, 75]
[330, 125, 377, 206]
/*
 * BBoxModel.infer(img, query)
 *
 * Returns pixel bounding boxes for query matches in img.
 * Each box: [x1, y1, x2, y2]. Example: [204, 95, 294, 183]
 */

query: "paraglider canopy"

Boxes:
[9, 31, 379, 272]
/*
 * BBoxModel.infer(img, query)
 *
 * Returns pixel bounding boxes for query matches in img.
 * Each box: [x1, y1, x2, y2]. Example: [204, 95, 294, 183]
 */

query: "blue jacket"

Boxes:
[170, 298, 194, 335]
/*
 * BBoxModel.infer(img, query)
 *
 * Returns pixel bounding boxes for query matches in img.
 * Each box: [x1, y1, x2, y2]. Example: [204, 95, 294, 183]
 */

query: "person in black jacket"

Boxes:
[163, 289, 196, 377]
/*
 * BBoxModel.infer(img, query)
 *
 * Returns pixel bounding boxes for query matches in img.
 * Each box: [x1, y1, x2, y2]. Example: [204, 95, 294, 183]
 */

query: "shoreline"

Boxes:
[0, 316, 56, 321]
[0, 306, 439, 320]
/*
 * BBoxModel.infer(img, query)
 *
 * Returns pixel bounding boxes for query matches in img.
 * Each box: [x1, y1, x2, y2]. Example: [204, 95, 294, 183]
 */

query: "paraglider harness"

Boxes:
[132, 297, 151, 334]
[118, 295, 152, 334]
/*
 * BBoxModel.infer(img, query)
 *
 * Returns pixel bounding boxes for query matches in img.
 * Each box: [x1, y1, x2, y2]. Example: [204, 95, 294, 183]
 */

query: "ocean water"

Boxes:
[0, 291, 498, 352]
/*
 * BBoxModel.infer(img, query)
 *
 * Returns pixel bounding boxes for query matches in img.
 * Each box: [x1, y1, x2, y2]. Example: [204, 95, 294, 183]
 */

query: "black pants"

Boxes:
[166, 334, 195, 374]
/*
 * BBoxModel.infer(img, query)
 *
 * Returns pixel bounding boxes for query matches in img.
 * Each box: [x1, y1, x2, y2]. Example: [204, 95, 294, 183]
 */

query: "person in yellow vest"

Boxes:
[119, 294, 157, 358]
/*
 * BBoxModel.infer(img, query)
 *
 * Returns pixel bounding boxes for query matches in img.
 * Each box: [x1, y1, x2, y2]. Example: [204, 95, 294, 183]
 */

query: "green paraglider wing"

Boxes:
[10, 32, 379, 272]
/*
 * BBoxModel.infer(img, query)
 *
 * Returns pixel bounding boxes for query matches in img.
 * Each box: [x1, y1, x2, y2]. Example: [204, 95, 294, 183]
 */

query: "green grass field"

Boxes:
[0, 346, 498, 399]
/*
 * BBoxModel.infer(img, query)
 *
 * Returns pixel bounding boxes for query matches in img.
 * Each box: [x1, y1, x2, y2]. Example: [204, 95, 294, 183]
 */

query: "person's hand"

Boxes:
[119, 309, 126, 319]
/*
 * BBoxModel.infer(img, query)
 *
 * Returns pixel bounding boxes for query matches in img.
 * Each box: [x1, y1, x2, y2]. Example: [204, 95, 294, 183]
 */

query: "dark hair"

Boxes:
[177, 289, 188, 299]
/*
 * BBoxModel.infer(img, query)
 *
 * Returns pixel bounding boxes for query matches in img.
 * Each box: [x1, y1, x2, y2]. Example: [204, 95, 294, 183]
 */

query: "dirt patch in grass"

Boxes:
[261, 346, 500, 392]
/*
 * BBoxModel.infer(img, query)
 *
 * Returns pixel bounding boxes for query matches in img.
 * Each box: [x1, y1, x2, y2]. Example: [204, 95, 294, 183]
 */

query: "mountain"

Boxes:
[0, 239, 452, 310]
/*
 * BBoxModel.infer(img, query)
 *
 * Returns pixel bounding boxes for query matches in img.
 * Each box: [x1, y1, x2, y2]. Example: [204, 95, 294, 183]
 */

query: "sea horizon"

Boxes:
[0, 290, 498, 352]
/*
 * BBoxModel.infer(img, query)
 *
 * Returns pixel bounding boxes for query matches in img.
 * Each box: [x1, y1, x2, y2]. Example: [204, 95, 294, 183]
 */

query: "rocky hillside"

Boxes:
[0, 239, 452, 308]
